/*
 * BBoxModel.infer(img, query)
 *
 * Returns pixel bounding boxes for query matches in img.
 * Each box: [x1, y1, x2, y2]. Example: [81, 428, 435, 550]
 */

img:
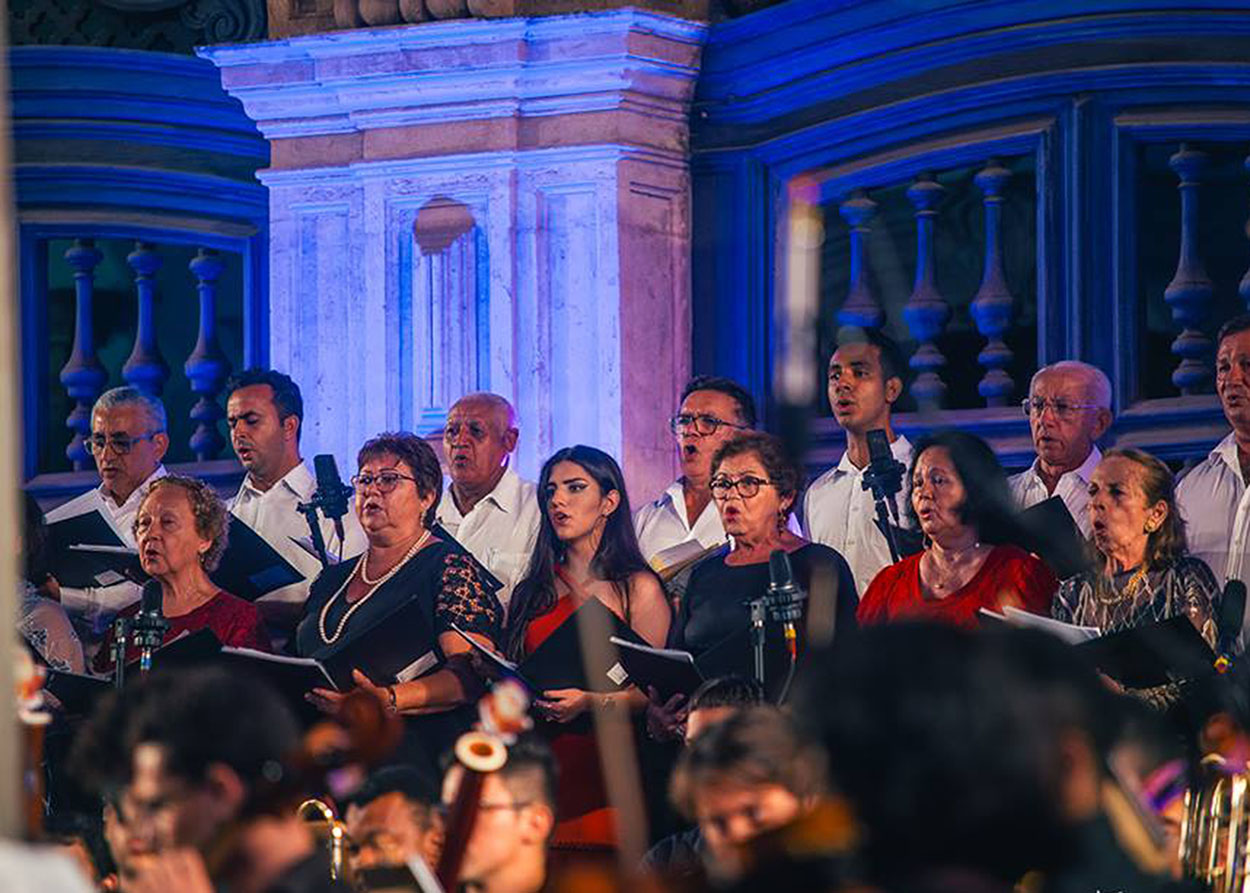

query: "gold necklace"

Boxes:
[318, 529, 432, 645]
[1093, 564, 1150, 605]
[926, 541, 983, 592]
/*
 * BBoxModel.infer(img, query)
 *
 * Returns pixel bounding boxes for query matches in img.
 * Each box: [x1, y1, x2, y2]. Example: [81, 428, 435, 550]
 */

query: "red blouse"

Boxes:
[94, 590, 272, 674]
[856, 545, 1057, 630]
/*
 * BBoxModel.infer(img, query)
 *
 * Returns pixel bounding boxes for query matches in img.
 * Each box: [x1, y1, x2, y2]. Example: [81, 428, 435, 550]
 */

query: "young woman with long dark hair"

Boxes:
[504, 445, 669, 852]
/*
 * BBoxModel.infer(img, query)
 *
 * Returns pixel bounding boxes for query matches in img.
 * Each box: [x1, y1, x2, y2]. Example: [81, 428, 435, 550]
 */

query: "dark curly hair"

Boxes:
[357, 432, 443, 528]
[139, 475, 230, 571]
[710, 431, 805, 519]
[680, 375, 757, 429]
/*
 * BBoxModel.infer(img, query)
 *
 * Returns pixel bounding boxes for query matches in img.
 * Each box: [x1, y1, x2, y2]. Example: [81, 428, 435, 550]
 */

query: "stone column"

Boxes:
[201, 10, 705, 500]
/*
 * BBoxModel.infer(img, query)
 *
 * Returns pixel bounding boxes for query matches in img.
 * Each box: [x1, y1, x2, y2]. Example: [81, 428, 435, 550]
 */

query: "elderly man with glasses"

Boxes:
[633, 376, 756, 571]
[45, 386, 171, 626]
[1008, 361, 1114, 537]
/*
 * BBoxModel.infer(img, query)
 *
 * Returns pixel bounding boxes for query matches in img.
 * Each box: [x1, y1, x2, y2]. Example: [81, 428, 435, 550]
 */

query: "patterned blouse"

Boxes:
[1052, 555, 1220, 648]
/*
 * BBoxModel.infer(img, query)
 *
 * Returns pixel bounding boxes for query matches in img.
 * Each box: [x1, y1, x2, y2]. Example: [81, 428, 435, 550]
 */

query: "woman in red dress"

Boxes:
[503, 445, 669, 854]
[95, 475, 270, 673]
[857, 431, 1056, 629]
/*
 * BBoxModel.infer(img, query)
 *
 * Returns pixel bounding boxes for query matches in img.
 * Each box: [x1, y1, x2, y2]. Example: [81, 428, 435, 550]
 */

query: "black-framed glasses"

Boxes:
[709, 475, 775, 500]
[351, 471, 418, 493]
[86, 432, 162, 456]
[1020, 398, 1099, 421]
[669, 413, 748, 436]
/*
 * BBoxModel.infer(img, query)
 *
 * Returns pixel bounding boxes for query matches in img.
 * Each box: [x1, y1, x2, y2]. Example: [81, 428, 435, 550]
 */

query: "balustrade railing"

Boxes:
[49, 237, 243, 473]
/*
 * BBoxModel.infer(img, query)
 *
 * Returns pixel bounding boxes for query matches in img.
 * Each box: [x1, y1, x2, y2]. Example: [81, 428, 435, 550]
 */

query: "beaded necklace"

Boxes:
[318, 529, 432, 645]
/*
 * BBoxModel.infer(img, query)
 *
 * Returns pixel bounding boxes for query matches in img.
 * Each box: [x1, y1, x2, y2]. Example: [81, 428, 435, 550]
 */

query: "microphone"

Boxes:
[313, 454, 352, 546]
[768, 550, 803, 663]
[1216, 579, 1246, 674]
[132, 579, 170, 674]
[862, 429, 905, 508]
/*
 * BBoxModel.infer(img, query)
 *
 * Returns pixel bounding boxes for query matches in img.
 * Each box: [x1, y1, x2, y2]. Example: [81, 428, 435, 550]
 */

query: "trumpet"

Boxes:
[298, 797, 350, 881]
[1179, 753, 1250, 892]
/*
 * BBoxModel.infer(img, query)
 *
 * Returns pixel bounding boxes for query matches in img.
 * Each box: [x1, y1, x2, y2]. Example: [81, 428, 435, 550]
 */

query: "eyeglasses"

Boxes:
[434, 800, 531, 820]
[669, 414, 748, 436]
[351, 471, 418, 493]
[86, 432, 161, 456]
[1020, 398, 1100, 421]
[709, 475, 775, 500]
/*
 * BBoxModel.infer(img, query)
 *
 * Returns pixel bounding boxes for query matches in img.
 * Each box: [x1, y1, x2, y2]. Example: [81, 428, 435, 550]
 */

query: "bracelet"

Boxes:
[386, 685, 399, 714]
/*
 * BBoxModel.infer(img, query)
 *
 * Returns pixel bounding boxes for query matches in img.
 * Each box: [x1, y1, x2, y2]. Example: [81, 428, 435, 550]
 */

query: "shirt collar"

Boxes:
[834, 433, 913, 476]
[1213, 433, 1243, 476]
[237, 461, 316, 501]
[1030, 445, 1102, 486]
[445, 464, 523, 516]
[98, 464, 167, 510]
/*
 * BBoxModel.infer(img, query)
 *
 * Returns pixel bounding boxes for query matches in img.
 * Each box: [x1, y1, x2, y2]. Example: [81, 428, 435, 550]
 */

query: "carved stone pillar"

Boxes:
[202, 10, 706, 499]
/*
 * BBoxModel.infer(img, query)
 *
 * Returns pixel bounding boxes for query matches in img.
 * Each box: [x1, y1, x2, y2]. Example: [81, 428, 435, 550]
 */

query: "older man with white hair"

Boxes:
[1009, 361, 1114, 537]
[45, 386, 170, 624]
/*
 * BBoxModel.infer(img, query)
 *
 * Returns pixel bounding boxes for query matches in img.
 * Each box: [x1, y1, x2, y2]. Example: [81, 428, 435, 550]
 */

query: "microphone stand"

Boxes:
[748, 597, 767, 687]
[296, 498, 332, 569]
[111, 616, 130, 692]
[861, 463, 903, 565]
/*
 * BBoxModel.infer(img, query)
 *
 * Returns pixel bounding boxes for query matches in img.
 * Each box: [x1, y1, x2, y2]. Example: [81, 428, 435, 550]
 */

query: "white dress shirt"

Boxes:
[634, 480, 728, 568]
[801, 435, 914, 598]
[434, 466, 541, 613]
[45, 464, 167, 625]
[1177, 433, 1250, 588]
[1008, 446, 1102, 538]
[230, 462, 367, 613]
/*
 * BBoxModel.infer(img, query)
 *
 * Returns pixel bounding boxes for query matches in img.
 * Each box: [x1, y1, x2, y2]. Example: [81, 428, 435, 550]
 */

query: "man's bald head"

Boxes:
[444, 393, 520, 497]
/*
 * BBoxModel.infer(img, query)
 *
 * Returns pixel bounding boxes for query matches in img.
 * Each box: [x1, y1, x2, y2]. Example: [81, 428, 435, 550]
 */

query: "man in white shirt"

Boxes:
[225, 368, 366, 632]
[802, 329, 913, 598]
[45, 387, 170, 626]
[634, 376, 756, 568]
[1178, 314, 1250, 599]
[1008, 361, 1113, 537]
[434, 392, 540, 612]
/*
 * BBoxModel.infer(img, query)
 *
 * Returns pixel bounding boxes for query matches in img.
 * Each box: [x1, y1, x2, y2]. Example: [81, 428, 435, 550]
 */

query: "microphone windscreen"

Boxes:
[314, 454, 350, 515]
[866, 428, 892, 465]
[140, 579, 163, 615]
[1220, 579, 1247, 640]
[768, 549, 795, 591]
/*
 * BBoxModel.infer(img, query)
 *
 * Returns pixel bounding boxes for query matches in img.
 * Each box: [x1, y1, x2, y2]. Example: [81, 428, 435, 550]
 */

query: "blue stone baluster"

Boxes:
[122, 242, 170, 397]
[970, 159, 1016, 407]
[184, 249, 231, 460]
[1164, 144, 1214, 395]
[837, 190, 884, 329]
[902, 174, 951, 408]
[59, 239, 107, 470]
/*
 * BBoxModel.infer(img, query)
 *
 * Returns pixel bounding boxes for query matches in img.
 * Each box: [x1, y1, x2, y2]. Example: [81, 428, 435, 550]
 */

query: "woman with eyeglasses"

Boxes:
[296, 432, 503, 774]
[670, 432, 857, 700]
[502, 445, 670, 853]
[857, 430, 1056, 629]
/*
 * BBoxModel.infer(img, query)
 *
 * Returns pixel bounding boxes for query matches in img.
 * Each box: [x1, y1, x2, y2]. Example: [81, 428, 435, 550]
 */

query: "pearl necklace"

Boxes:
[318, 529, 432, 645]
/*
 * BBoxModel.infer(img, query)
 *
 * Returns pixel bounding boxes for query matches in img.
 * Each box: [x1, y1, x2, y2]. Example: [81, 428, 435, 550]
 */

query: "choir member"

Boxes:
[503, 445, 668, 852]
[1054, 448, 1218, 646]
[435, 392, 541, 613]
[1178, 313, 1250, 640]
[858, 431, 1056, 628]
[225, 368, 366, 632]
[1009, 361, 1113, 537]
[672, 432, 856, 679]
[634, 376, 756, 571]
[45, 387, 170, 626]
[95, 475, 271, 673]
[298, 432, 503, 775]
[802, 327, 914, 598]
